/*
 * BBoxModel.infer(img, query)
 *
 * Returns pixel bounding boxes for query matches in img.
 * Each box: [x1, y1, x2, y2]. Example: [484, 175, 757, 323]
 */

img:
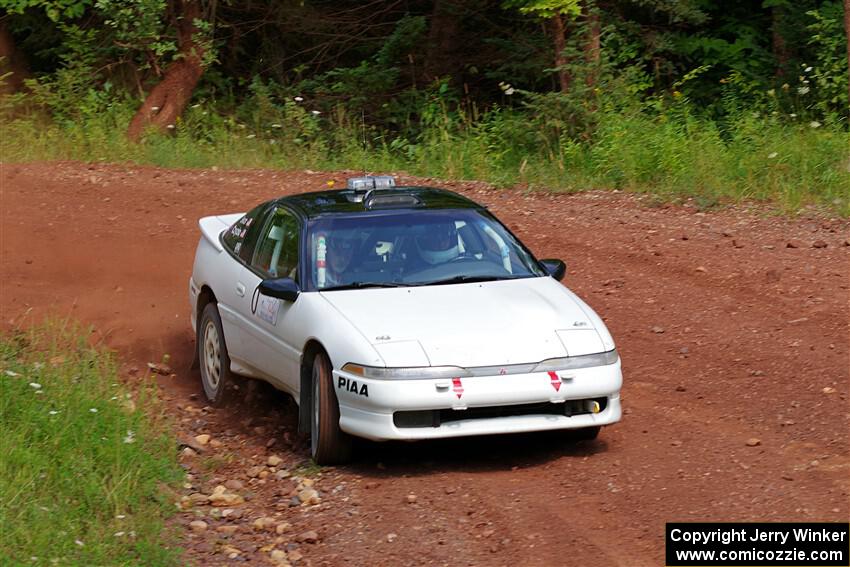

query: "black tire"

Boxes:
[198, 303, 234, 406]
[574, 425, 601, 441]
[310, 352, 353, 465]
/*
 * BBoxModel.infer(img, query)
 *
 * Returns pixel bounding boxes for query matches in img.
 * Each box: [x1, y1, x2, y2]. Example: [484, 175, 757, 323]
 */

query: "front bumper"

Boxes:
[334, 360, 622, 441]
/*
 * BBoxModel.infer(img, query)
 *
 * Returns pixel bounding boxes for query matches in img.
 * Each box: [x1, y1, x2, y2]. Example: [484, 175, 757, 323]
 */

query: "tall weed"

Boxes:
[1, 90, 847, 216]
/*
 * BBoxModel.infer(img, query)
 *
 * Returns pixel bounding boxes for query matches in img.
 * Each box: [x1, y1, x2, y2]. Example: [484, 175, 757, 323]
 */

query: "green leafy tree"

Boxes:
[504, 0, 581, 92]
[805, 1, 849, 116]
[1, 0, 92, 21]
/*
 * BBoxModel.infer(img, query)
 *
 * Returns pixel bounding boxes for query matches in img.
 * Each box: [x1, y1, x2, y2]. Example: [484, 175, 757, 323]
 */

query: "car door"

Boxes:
[236, 206, 304, 393]
[216, 204, 269, 366]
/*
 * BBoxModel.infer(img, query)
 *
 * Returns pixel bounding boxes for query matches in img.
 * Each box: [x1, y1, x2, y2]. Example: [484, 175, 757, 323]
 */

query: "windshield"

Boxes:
[306, 209, 545, 291]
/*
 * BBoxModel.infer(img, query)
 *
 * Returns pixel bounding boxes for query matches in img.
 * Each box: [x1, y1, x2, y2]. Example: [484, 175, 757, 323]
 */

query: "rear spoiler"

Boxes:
[198, 213, 244, 252]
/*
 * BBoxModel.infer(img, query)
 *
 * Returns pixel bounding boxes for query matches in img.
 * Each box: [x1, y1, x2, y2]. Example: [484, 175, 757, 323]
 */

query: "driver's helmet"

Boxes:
[327, 228, 358, 273]
[416, 221, 459, 265]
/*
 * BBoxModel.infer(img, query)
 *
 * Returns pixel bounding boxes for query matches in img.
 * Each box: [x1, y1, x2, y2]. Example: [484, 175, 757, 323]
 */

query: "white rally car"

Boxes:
[189, 176, 622, 464]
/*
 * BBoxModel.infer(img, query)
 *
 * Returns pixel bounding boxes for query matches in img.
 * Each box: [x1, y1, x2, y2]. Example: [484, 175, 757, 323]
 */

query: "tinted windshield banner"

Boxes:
[666, 523, 849, 566]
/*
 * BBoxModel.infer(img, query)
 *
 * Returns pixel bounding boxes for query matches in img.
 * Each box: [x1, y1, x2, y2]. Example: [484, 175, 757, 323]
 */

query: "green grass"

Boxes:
[1, 99, 847, 216]
[0, 322, 183, 566]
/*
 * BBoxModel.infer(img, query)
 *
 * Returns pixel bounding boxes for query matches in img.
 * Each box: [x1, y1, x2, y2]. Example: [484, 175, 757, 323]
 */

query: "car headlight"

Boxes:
[532, 349, 619, 372]
[341, 363, 471, 380]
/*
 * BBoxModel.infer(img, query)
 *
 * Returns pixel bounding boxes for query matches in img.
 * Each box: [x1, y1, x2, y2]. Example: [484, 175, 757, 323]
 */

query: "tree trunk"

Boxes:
[0, 18, 31, 95]
[845, 0, 850, 113]
[423, 0, 462, 84]
[551, 14, 571, 93]
[771, 6, 789, 77]
[127, 0, 206, 141]
[583, 1, 601, 88]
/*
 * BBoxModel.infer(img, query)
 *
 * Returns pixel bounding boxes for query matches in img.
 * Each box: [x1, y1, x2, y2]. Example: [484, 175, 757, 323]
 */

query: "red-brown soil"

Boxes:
[1, 162, 848, 566]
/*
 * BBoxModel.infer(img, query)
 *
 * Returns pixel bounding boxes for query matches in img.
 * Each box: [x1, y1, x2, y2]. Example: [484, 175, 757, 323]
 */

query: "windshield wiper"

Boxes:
[425, 275, 516, 286]
[321, 281, 408, 291]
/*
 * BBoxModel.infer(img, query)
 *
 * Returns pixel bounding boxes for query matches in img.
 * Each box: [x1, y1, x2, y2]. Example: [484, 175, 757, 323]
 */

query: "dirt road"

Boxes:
[1, 162, 848, 566]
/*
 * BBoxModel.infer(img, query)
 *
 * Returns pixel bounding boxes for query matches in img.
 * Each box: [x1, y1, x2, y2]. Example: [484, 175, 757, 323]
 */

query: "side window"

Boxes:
[222, 204, 265, 262]
[251, 208, 300, 280]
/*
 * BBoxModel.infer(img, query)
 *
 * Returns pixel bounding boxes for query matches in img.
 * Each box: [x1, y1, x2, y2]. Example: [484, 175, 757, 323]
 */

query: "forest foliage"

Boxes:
[1, 0, 848, 214]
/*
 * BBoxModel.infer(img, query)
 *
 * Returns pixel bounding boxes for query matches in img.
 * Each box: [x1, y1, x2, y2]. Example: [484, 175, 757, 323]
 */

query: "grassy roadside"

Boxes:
[0, 323, 183, 566]
[1, 102, 847, 217]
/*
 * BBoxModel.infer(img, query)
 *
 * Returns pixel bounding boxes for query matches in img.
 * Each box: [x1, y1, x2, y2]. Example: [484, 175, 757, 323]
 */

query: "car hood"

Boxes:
[319, 277, 607, 368]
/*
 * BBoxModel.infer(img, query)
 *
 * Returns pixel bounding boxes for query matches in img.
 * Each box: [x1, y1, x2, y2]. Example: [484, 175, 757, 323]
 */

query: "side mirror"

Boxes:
[540, 259, 566, 281]
[258, 277, 300, 302]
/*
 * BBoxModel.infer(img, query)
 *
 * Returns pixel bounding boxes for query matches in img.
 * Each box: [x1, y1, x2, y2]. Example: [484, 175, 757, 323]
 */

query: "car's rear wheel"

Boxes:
[198, 303, 233, 406]
[310, 352, 353, 465]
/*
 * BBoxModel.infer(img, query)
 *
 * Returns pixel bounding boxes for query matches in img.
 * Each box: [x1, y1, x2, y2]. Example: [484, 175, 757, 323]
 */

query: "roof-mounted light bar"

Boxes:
[365, 193, 422, 209]
[346, 176, 397, 191]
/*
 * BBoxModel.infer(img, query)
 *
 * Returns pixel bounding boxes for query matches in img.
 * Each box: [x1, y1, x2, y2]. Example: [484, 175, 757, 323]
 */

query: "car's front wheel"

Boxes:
[310, 352, 353, 465]
[198, 303, 233, 406]
[574, 425, 601, 441]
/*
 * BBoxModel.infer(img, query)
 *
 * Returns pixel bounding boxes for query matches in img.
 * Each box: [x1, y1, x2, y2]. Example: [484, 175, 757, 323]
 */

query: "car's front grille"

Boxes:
[393, 397, 608, 429]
